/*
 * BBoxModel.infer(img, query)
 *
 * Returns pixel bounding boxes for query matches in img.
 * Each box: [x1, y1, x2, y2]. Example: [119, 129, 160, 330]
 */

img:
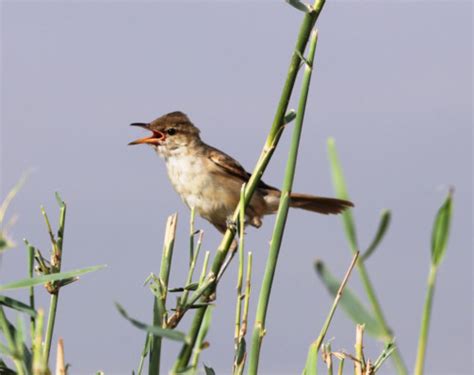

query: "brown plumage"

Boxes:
[129, 111, 353, 233]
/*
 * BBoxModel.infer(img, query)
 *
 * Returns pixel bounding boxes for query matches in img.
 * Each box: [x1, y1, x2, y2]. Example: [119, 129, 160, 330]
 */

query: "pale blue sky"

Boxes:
[1, 1, 472, 374]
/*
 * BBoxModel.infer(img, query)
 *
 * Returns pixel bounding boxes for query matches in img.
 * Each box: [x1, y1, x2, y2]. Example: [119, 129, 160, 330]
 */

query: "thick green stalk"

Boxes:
[172, 2, 325, 370]
[149, 214, 177, 375]
[414, 265, 437, 375]
[248, 29, 320, 375]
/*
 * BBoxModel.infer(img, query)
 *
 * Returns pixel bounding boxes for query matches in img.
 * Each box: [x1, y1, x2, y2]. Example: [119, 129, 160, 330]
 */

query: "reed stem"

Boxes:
[248, 28, 320, 375]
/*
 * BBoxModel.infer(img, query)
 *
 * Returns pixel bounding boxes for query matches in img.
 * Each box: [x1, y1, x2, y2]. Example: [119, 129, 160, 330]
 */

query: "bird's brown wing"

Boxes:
[207, 146, 277, 191]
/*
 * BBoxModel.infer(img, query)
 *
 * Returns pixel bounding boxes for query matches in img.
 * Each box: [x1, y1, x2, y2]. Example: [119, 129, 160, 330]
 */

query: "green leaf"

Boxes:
[115, 303, 187, 343]
[169, 282, 199, 293]
[0, 309, 32, 368]
[283, 109, 297, 125]
[204, 364, 216, 375]
[373, 341, 396, 372]
[0, 264, 106, 291]
[431, 191, 453, 266]
[0, 296, 37, 317]
[362, 210, 391, 261]
[0, 359, 16, 375]
[235, 337, 246, 366]
[286, 0, 312, 13]
[314, 260, 386, 339]
[327, 138, 358, 251]
[0, 236, 10, 253]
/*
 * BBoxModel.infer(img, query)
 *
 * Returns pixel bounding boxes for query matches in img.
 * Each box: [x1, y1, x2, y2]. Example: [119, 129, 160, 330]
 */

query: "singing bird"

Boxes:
[129, 111, 353, 233]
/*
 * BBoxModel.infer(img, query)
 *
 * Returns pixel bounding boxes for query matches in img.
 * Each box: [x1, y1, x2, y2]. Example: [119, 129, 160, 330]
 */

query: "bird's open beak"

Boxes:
[128, 123, 165, 146]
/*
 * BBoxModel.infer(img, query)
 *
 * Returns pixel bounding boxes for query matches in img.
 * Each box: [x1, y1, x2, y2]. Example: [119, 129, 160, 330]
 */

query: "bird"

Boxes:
[129, 111, 353, 233]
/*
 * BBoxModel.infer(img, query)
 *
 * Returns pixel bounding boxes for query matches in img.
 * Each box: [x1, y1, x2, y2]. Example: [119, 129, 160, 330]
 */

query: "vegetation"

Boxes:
[0, 1, 455, 374]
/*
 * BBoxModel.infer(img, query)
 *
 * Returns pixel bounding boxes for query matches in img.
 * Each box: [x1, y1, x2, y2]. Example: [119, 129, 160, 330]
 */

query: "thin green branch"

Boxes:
[414, 265, 437, 375]
[181, 230, 204, 307]
[234, 185, 246, 344]
[43, 195, 67, 364]
[304, 252, 359, 375]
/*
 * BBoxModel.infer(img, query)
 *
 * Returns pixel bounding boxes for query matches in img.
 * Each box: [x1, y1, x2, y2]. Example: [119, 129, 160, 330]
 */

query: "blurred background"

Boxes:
[1, 1, 471, 374]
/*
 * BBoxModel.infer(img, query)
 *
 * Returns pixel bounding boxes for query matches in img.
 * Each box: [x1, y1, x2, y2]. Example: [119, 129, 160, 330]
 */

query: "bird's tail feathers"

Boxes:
[264, 190, 353, 215]
[289, 193, 353, 215]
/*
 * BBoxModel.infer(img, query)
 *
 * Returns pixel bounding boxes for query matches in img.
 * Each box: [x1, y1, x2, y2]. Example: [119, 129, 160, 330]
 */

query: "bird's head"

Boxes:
[129, 111, 201, 156]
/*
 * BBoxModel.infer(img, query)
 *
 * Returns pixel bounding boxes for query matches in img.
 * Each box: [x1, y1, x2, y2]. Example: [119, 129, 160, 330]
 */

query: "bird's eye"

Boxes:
[167, 128, 177, 136]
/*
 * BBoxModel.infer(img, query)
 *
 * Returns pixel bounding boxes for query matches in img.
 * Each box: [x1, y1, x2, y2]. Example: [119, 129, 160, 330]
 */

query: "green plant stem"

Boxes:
[199, 251, 210, 284]
[32, 309, 46, 373]
[354, 324, 365, 375]
[43, 198, 66, 364]
[43, 293, 58, 364]
[189, 207, 196, 267]
[324, 343, 333, 375]
[172, 308, 206, 373]
[190, 306, 214, 370]
[373, 342, 395, 372]
[0, 306, 24, 373]
[328, 140, 407, 374]
[337, 358, 344, 375]
[149, 213, 177, 375]
[356, 258, 407, 372]
[233, 252, 253, 375]
[304, 252, 359, 375]
[25, 241, 36, 340]
[234, 186, 246, 343]
[248, 28, 320, 375]
[414, 265, 437, 375]
[173, 2, 325, 371]
[181, 230, 203, 307]
[241, 252, 252, 337]
[137, 334, 150, 375]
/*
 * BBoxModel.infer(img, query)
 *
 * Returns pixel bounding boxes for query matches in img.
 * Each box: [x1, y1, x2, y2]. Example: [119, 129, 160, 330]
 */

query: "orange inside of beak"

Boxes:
[129, 130, 165, 146]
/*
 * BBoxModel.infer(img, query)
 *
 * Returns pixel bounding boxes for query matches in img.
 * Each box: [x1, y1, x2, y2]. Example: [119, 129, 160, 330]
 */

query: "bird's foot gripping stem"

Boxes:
[226, 216, 238, 233]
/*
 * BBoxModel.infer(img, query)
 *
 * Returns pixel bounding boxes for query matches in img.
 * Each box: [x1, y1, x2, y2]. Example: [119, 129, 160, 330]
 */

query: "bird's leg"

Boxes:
[226, 215, 238, 233]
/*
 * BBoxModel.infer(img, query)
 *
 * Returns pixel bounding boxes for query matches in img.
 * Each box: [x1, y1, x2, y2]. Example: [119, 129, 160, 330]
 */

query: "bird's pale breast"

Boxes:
[163, 151, 239, 225]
